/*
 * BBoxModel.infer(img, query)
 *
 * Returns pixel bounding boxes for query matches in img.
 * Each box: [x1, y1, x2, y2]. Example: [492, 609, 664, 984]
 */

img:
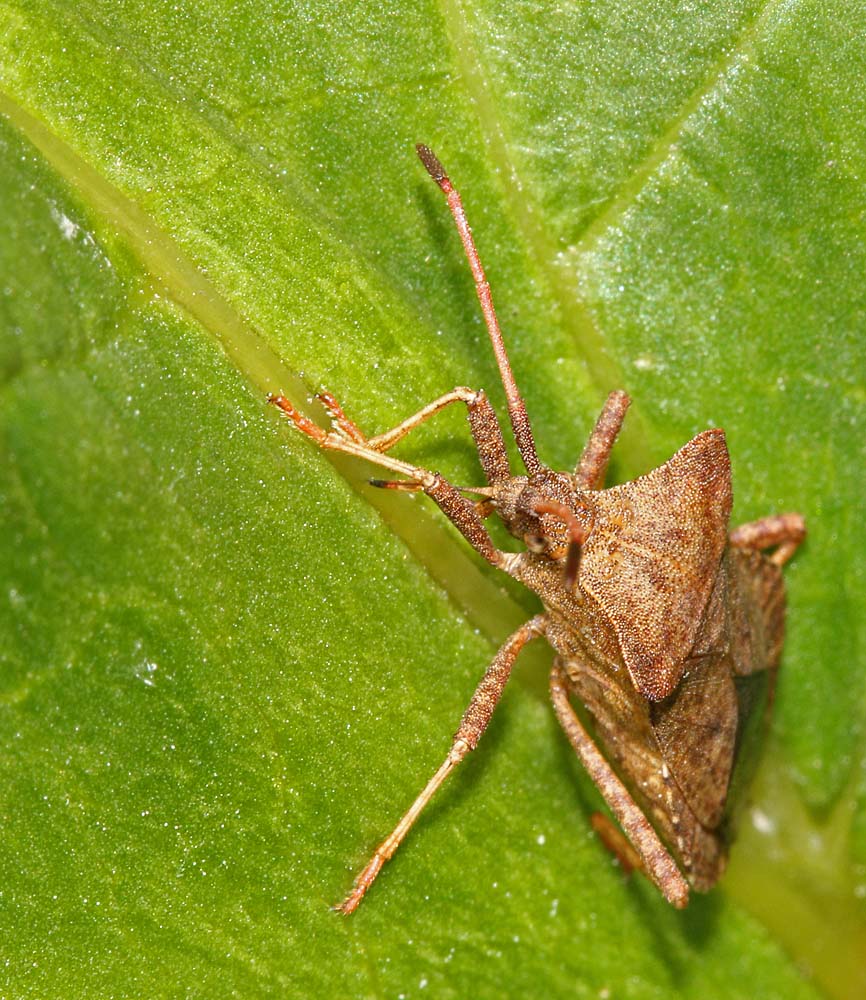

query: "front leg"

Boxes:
[310, 385, 510, 485]
[549, 661, 689, 908]
[269, 393, 504, 567]
[574, 390, 630, 489]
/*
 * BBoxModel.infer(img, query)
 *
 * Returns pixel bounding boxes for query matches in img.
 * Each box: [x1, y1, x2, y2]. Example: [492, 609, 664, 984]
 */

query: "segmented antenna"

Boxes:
[533, 499, 587, 589]
[416, 144, 541, 476]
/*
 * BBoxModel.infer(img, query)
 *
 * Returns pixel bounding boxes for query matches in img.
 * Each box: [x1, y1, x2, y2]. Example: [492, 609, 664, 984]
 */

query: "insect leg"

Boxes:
[729, 512, 806, 566]
[326, 386, 511, 486]
[590, 811, 644, 876]
[574, 390, 631, 489]
[269, 394, 505, 566]
[313, 390, 367, 443]
[336, 614, 547, 914]
[549, 661, 690, 908]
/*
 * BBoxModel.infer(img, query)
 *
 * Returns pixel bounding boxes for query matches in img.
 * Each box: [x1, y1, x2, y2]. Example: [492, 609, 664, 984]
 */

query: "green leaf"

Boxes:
[1, 2, 864, 996]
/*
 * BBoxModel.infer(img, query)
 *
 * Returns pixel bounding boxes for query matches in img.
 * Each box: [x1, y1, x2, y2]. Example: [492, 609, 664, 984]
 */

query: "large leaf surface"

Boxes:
[1, 2, 864, 997]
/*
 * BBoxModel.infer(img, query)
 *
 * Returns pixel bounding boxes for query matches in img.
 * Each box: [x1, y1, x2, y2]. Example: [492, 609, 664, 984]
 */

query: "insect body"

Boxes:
[270, 145, 805, 912]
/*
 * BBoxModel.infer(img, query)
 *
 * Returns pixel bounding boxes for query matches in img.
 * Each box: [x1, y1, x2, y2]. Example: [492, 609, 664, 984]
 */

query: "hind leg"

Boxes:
[549, 662, 689, 908]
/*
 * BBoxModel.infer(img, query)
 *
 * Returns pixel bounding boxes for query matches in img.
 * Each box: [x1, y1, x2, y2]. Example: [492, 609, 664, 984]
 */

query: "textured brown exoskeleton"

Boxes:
[269, 145, 805, 912]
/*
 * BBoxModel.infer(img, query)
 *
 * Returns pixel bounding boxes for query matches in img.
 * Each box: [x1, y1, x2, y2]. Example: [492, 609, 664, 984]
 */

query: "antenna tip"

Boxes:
[416, 143, 451, 191]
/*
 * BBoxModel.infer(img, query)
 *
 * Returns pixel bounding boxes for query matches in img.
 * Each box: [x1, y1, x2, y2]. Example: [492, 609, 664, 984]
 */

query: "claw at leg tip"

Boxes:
[333, 890, 362, 916]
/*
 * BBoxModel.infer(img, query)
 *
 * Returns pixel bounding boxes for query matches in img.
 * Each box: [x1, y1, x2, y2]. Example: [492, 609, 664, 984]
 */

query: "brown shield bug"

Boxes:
[269, 145, 805, 912]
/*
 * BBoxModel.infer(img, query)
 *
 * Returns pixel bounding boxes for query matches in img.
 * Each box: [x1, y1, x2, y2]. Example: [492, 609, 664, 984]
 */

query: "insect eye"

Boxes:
[524, 533, 547, 553]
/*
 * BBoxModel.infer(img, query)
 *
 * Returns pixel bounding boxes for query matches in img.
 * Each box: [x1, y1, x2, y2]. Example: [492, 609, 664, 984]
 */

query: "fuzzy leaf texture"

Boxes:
[1, 2, 864, 998]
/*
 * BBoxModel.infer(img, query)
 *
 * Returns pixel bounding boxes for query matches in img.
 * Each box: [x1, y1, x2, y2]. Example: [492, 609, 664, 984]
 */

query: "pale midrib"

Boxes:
[0, 93, 530, 651]
[44, 0, 465, 356]
[22, 0, 500, 425]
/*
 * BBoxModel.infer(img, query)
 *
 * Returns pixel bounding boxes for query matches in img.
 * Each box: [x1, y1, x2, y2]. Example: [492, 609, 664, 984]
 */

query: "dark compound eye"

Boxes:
[524, 533, 547, 553]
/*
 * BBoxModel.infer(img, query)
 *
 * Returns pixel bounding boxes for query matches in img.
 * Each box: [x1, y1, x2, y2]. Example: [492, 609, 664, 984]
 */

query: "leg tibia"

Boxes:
[314, 385, 511, 486]
[336, 616, 546, 914]
[366, 388, 511, 485]
[729, 512, 806, 566]
[268, 393, 504, 565]
[591, 811, 644, 876]
[549, 662, 689, 908]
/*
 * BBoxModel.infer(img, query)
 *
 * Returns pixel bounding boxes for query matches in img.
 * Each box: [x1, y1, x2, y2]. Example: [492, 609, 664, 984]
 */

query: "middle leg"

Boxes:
[336, 614, 547, 913]
[591, 811, 644, 876]
[729, 512, 806, 566]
